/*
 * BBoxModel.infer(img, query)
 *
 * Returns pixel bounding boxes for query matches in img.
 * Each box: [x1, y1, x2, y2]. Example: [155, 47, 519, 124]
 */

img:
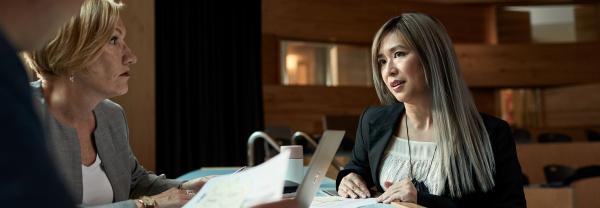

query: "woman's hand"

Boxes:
[181, 175, 217, 191]
[376, 179, 417, 204]
[338, 172, 371, 199]
[151, 187, 195, 208]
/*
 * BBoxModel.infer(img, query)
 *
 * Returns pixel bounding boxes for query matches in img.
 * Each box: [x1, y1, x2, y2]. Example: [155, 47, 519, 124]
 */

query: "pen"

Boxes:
[233, 166, 247, 174]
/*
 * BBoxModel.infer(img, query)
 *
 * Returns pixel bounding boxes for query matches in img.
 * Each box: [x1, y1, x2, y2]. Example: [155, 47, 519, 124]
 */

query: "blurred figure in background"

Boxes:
[0, 0, 84, 206]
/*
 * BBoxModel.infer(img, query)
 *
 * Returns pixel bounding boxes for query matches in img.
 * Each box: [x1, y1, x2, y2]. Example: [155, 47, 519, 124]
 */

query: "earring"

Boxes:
[69, 74, 75, 82]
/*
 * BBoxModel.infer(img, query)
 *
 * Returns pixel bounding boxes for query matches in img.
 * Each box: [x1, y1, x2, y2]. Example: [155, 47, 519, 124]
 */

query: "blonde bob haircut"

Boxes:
[371, 13, 496, 197]
[25, 0, 123, 78]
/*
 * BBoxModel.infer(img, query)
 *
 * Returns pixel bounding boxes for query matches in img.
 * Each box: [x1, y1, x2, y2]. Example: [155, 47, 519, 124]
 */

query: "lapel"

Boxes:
[367, 103, 405, 191]
[93, 106, 128, 201]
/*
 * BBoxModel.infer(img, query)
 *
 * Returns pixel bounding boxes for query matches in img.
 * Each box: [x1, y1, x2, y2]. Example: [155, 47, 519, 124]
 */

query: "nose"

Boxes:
[385, 61, 398, 76]
[123, 44, 138, 65]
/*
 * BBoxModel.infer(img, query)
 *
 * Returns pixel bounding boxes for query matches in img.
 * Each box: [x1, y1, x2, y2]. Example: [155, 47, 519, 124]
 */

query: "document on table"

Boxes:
[310, 196, 378, 208]
[183, 151, 290, 208]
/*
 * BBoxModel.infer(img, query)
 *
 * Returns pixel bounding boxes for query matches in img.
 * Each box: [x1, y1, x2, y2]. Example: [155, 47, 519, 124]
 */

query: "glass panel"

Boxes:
[281, 40, 371, 86]
[503, 4, 598, 43]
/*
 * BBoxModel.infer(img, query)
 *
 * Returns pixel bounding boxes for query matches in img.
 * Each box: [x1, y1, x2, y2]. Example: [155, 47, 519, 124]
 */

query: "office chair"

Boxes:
[322, 115, 359, 151]
[586, 129, 600, 142]
[512, 128, 533, 143]
[537, 133, 572, 143]
[543, 164, 574, 187]
[563, 165, 600, 186]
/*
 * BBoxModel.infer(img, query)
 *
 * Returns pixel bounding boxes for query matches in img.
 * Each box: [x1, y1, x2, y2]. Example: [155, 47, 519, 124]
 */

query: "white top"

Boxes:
[81, 154, 114, 206]
[378, 137, 441, 195]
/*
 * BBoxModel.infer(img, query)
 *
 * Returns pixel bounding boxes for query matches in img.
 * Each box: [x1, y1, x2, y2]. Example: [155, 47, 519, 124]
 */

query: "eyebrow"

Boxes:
[377, 44, 409, 58]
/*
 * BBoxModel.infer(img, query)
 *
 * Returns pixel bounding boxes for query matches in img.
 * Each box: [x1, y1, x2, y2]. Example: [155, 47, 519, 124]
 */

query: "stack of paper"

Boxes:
[183, 151, 290, 208]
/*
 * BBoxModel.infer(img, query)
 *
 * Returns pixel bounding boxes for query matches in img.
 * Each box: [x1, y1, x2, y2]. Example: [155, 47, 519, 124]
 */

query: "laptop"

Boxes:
[293, 130, 345, 208]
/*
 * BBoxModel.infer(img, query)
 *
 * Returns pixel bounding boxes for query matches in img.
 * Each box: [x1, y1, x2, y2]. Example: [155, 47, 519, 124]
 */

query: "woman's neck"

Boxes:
[403, 98, 433, 131]
[41, 78, 100, 127]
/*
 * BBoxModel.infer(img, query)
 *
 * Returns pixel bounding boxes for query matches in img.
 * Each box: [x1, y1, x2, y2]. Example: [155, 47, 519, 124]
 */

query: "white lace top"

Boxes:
[378, 136, 442, 195]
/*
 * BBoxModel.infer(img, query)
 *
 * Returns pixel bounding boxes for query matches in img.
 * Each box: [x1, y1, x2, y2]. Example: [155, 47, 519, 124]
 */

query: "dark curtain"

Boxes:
[155, 0, 263, 177]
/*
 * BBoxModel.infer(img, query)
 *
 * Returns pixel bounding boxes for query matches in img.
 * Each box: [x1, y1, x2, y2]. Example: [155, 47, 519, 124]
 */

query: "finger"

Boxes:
[376, 190, 390, 202]
[383, 195, 398, 204]
[382, 190, 400, 204]
[348, 178, 370, 197]
[338, 184, 352, 198]
[341, 183, 359, 199]
[344, 178, 367, 198]
[337, 189, 348, 198]
[337, 184, 349, 198]
[346, 187, 359, 199]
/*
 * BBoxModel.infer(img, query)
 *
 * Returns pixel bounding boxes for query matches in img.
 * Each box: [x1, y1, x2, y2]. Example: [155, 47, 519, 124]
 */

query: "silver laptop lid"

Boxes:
[295, 130, 345, 208]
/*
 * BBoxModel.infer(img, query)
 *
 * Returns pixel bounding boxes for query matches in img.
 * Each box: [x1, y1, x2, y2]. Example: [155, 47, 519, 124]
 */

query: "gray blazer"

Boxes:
[31, 81, 182, 208]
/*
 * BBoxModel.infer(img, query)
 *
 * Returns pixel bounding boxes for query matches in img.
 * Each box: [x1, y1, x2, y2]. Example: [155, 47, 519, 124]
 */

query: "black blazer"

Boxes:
[336, 103, 526, 208]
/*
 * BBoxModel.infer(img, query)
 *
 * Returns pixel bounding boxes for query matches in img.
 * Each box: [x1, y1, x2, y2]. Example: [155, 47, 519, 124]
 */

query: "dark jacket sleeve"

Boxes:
[336, 107, 376, 190]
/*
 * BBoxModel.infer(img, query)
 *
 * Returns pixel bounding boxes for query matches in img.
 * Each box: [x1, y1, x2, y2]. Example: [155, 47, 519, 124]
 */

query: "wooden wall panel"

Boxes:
[524, 187, 573, 208]
[263, 85, 379, 134]
[262, 0, 493, 44]
[527, 127, 600, 142]
[264, 85, 501, 135]
[575, 4, 599, 42]
[471, 88, 499, 116]
[114, 0, 156, 171]
[456, 43, 600, 87]
[497, 10, 532, 43]
[262, 34, 279, 85]
[517, 142, 600, 184]
[542, 83, 600, 127]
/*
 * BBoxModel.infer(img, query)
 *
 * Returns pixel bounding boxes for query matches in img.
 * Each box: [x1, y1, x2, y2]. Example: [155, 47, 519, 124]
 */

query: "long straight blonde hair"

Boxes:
[371, 13, 495, 197]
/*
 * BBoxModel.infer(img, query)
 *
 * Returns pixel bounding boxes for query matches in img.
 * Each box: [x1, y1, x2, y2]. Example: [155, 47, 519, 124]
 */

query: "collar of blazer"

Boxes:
[367, 103, 406, 192]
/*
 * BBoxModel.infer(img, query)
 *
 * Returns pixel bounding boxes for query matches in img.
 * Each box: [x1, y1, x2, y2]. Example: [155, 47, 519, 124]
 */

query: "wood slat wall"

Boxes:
[263, 85, 379, 134]
[542, 83, 600, 127]
[496, 9, 532, 43]
[525, 187, 573, 208]
[263, 85, 499, 135]
[456, 43, 600, 87]
[517, 142, 600, 184]
[113, 0, 156, 171]
[262, 0, 493, 44]
[527, 127, 600, 142]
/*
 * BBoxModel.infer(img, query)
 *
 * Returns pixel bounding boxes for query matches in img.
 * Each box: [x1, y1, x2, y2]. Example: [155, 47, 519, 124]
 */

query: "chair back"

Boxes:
[544, 164, 575, 185]
[538, 133, 572, 143]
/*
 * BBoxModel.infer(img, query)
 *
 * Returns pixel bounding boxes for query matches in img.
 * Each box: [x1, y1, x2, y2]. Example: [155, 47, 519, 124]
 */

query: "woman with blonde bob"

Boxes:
[336, 13, 526, 207]
[25, 0, 211, 207]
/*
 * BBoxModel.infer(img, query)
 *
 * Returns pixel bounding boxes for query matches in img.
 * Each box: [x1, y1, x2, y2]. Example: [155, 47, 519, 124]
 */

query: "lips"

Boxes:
[390, 80, 405, 88]
[120, 72, 130, 77]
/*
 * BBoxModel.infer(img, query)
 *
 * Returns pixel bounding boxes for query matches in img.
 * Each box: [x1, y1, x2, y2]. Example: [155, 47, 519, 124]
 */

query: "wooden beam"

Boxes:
[456, 43, 600, 87]
[542, 83, 600, 127]
[262, 0, 492, 43]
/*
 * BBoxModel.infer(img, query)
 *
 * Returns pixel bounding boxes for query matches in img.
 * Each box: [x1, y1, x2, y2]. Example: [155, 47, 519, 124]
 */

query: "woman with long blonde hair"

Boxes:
[336, 13, 526, 207]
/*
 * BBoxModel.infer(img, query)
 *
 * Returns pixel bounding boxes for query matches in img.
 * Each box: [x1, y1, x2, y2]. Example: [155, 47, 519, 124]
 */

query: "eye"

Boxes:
[109, 36, 118, 45]
[393, 51, 407, 58]
[377, 58, 387, 66]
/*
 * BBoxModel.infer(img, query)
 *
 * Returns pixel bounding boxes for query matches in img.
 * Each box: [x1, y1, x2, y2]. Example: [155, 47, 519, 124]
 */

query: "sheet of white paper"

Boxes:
[310, 196, 378, 208]
[183, 150, 290, 208]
